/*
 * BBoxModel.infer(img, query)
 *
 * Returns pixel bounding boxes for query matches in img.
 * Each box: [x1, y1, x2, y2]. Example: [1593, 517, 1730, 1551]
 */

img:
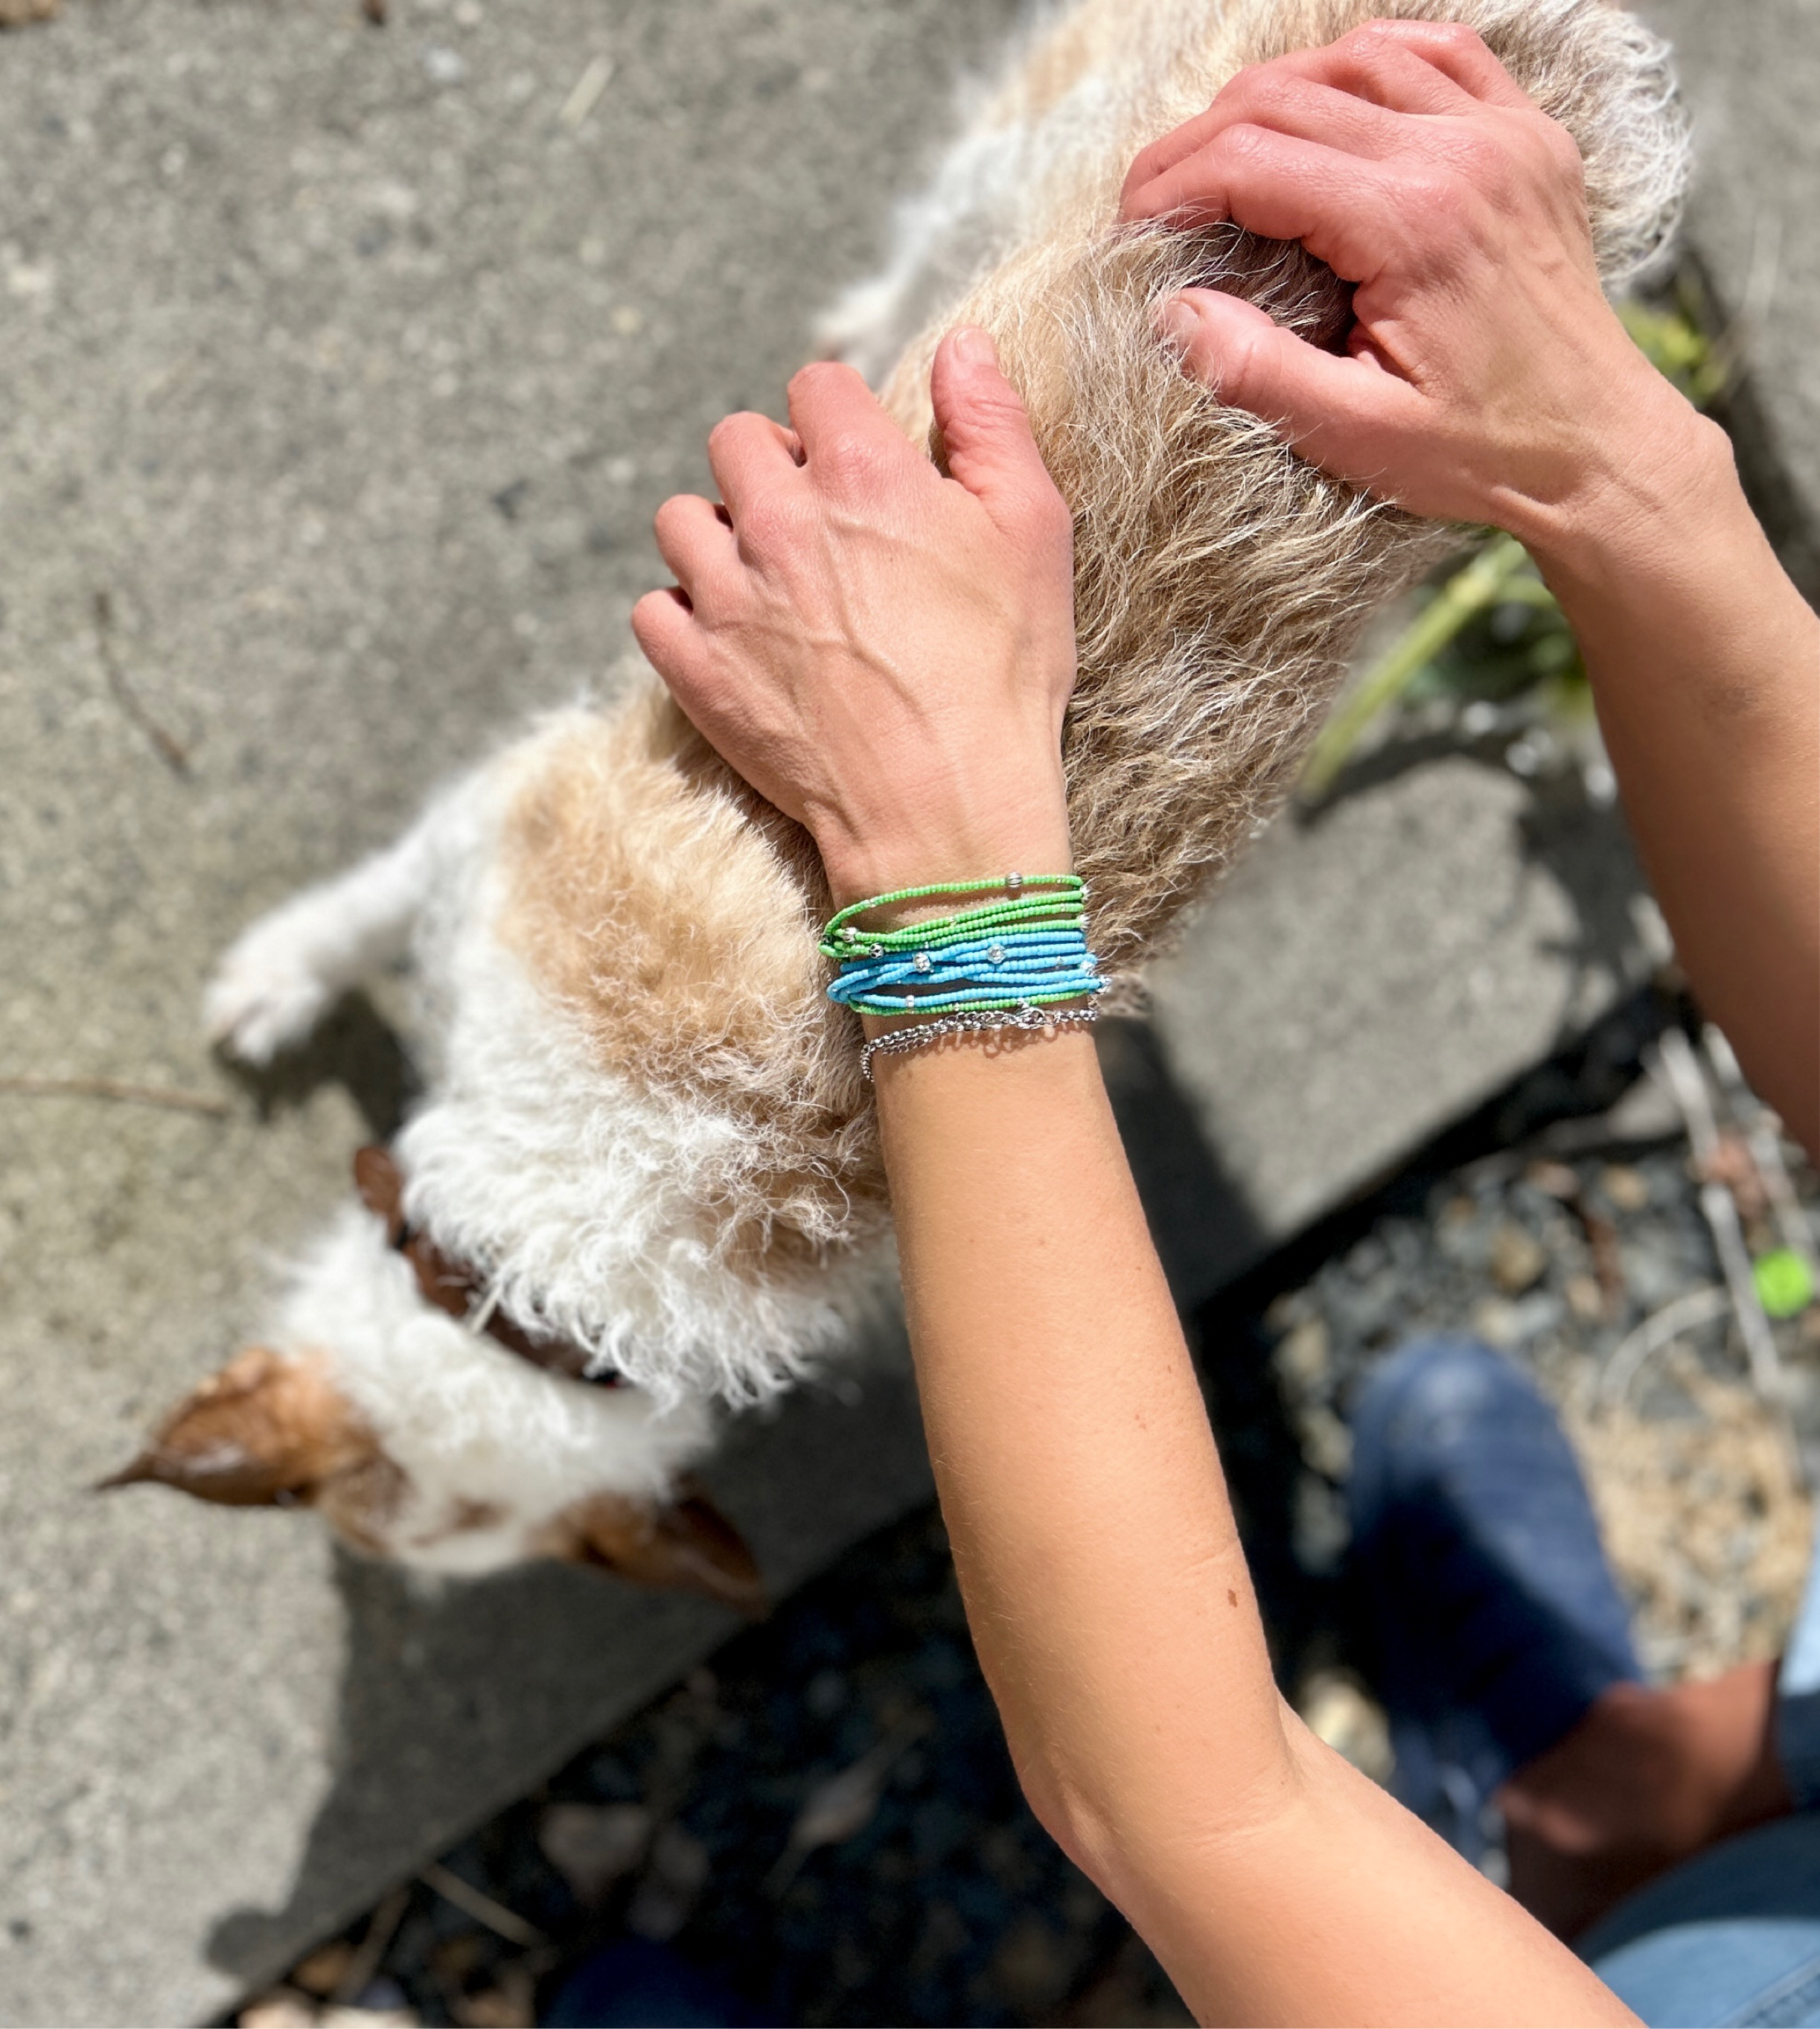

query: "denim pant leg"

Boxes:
[1778, 1518, 1820, 1811]
[1575, 1518, 1820, 2027]
[1580, 1817, 1820, 2028]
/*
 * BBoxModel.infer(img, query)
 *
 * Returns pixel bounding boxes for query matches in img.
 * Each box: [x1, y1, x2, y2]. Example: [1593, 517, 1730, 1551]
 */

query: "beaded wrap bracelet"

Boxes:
[822, 872, 1105, 1025]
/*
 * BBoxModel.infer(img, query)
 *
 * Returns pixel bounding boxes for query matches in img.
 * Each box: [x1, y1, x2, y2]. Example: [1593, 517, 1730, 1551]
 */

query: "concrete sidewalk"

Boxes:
[0, 0, 1809, 2022]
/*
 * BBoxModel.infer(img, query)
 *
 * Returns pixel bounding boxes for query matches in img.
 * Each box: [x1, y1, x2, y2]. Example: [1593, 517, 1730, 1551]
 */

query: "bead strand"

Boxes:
[828, 926, 1101, 1014]
[858, 1002, 1101, 1081]
[818, 873, 1086, 960]
[821, 872, 1102, 1025]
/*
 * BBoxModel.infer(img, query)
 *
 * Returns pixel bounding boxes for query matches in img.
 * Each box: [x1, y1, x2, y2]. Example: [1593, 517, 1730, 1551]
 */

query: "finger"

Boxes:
[1123, 57, 1428, 213]
[630, 586, 699, 689]
[1342, 19, 1532, 109]
[652, 493, 740, 604]
[928, 327, 1067, 532]
[1121, 25, 1520, 217]
[1158, 287, 1418, 466]
[706, 410, 802, 520]
[785, 360, 912, 482]
[1129, 125, 1416, 280]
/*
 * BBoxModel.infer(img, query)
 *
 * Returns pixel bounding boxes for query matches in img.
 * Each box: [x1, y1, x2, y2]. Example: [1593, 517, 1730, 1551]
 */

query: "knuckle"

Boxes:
[735, 496, 793, 552]
[1398, 162, 1466, 220]
[1537, 115, 1588, 185]
[1429, 20, 1489, 56]
[1242, 68, 1312, 121]
[788, 359, 858, 405]
[706, 412, 750, 459]
[817, 428, 888, 486]
[1344, 20, 1405, 60]
[1213, 120, 1273, 170]
[1440, 126, 1507, 188]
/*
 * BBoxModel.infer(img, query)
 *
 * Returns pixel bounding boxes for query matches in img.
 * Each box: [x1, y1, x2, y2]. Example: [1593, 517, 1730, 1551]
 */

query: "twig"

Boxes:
[331, 1883, 411, 2004]
[1703, 1025, 1819, 1269]
[1600, 1285, 1730, 1407]
[419, 1861, 547, 1949]
[558, 53, 614, 127]
[764, 1713, 931, 1897]
[0, 1075, 229, 1117]
[1652, 1032, 1796, 1477]
[94, 591, 191, 776]
[1299, 534, 1533, 802]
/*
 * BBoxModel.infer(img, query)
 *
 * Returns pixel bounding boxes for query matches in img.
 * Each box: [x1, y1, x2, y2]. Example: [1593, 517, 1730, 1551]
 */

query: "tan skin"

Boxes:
[634, 23, 1816, 2022]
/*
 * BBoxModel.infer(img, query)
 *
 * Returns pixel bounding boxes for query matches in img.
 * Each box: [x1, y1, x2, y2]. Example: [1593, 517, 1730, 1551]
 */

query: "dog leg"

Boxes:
[205, 806, 449, 1065]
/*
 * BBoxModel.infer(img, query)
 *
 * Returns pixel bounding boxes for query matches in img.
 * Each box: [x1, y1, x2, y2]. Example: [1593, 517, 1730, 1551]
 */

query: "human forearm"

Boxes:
[875, 1031, 1284, 1859]
[1519, 397, 1820, 1152]
[640, 319, 1633, 2025]
[876, 1029, 1632, 2025]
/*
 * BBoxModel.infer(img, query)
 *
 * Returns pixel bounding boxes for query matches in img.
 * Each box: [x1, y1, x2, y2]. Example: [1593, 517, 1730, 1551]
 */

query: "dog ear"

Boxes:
[551, 1486, 767, 1618]
[99, 1347, 377, 1509]
[353, 1143, 406, 1242]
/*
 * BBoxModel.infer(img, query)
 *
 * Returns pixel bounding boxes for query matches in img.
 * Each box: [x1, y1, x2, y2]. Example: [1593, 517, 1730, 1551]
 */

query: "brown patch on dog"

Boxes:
[315, 1450, 409, 1555]
[497, 691, 889, 1276]
[540, 1482, 767, 1617]
[101, 1347, 398, 1527]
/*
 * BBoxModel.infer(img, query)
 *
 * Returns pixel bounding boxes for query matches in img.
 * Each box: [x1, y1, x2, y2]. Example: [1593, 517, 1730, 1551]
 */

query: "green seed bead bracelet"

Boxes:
[817, 873, 1085, 962]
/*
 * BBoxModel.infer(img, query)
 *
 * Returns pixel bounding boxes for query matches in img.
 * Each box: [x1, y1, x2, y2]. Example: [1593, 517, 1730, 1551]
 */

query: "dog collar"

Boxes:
[352, 1145, 623, 1388]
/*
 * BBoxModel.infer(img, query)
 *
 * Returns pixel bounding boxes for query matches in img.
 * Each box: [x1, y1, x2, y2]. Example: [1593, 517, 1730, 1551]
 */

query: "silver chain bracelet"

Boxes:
[858, 1001, 1101, 1081]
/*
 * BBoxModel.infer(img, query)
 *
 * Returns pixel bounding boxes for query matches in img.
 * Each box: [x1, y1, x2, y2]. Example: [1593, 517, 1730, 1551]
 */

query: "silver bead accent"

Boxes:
[1005, 871, 1024, 895]
[870, 944, 884, 957]
[842, 925, 860, 942]
[913, 952, 932, 974]
[987, 943, 1004, 964]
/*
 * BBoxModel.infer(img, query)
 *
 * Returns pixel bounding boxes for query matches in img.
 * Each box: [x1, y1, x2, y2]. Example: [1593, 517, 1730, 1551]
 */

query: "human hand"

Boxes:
[1120, 19, 1705, 555]
[632, 329, 1076, 910]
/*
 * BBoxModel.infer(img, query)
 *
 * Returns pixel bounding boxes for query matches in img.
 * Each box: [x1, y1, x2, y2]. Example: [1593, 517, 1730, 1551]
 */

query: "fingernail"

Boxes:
[949, 325, 998, 368]
[1156, 295, 1203, 350]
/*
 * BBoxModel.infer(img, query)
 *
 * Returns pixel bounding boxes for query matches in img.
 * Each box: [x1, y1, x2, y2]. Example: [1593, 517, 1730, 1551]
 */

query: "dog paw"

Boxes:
[203, 942, 335, 1064]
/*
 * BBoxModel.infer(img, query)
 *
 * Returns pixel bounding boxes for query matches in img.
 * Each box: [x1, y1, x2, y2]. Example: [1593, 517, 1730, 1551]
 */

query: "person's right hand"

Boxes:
[1120, 19, 1713, 554]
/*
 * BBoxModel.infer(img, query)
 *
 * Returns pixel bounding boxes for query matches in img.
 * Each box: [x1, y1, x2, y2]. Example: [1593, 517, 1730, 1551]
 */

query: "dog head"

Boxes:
[103, 1207, 762, 1611]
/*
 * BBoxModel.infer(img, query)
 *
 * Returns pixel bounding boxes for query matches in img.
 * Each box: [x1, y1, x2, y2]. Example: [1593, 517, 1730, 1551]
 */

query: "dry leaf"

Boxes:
[625, 1823, 710, 1942]
[538, 1801, 651, 1902]
[238, 1996, 317, 2029]
[290, 1943, 357, 1998]
[452, 1964, 535, 2029]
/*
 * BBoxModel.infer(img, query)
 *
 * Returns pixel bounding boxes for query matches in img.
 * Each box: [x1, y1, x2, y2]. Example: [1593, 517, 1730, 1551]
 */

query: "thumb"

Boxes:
[929, 325, 1061, 526]
[1158, 289, 1390, 466]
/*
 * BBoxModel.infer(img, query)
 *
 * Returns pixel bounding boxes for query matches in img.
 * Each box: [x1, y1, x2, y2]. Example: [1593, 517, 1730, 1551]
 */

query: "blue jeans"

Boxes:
[1350, 1338, 1820, 2027]
[1580, 1550, 1820, 2027]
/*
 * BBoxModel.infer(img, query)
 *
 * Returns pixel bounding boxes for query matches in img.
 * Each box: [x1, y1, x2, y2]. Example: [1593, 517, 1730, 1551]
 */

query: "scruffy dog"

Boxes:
[112, 0, 1685, 1600]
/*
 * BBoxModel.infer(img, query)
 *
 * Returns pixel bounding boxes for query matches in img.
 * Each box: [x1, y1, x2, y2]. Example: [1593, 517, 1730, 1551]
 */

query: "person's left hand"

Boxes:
[631, 328, 1078, 910]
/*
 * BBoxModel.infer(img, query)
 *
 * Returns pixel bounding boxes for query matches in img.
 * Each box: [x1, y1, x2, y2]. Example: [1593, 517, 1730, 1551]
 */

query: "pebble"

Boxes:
[1602, 1164, 1653, 1212]
[1490, 1221, 1548, 1294]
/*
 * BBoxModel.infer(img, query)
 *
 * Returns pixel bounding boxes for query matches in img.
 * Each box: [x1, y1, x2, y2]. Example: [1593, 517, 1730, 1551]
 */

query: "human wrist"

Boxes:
[811, 785, 1073, 914]
[1503, 370, 1734, 597]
